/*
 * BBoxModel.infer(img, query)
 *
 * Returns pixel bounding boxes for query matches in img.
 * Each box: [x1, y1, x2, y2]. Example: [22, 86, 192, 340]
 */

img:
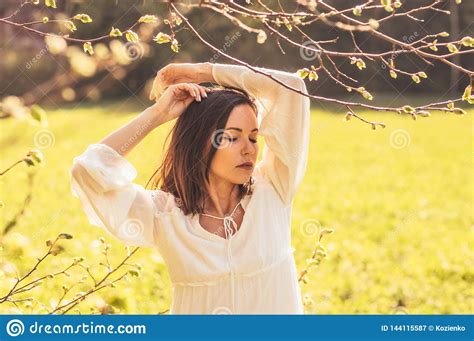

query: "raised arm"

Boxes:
[70, 83, 208, 247]
[209, 63, 310, 206]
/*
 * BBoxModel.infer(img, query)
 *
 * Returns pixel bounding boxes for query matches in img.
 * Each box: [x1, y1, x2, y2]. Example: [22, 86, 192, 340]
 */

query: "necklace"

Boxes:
[200, 200, 243, 239]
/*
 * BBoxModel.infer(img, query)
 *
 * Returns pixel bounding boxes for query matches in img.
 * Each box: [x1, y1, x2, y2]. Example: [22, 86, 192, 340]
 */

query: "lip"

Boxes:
[236, 162, 253, 170]
[237, 162, 254, 168]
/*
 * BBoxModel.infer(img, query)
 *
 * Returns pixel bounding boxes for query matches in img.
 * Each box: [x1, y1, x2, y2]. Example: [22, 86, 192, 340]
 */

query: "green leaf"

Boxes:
[292, 15, 304, 25]
[447, 43, 458, 53]
[138, 15, 158, 23]
[153, 32, 171, 44]
[350, 57, 366, 70]
[368, 19, 379, 29]
[174, 16, 183, 26]
[64, 20, 77, 32]
[438, 32, 450, 37]
[418, 71, 427, 79]
[356, 59, 366, 70]
[402, 105, 415, 114]
[24, 158, 35, 167]
[381, 0, 394, 13]
[352, 6, 362, 16]
[83, 41, 94, 55]
[73, 14, 92, 23]
[170, 39, 179, 53]
[45, 0, 56, 8]
[447, 102, 454, 110]
[429, 39, 438, 51]
[125, 30, 139, 43]
[26, 149, 44, 165]
[58, 233, 73, 239]
[109, 27, 122, 37]
[283, 17, 292, 31]
[461, 36, 474, 47]
[308, 70, 318, 81]
[50, 245, 64, 256]
[128, 269, 140, 277]
[297, 68, 310, 79]
[389, 70, 397, 79]
[30, 104, 47, 126]
[411, 74, 420, 83]
[357, 87, 373, 100]
[462, 85, 473, 104]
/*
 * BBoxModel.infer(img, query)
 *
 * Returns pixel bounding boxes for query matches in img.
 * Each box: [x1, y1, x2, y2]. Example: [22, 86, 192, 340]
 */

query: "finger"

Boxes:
[183, 83, 198, 100]
[189, 83, 202, 102]
[197, 85, 208, 98]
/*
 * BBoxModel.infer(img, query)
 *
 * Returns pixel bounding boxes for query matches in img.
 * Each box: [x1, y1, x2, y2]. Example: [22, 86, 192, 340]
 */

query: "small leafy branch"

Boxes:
[0, 149, 44, 177]
[169, 0, 473, 128]
[0, 233, 143, 314]
[1, 0, 473, 127]
[1, 149, 44, 235]
[298, 227, 334, 285]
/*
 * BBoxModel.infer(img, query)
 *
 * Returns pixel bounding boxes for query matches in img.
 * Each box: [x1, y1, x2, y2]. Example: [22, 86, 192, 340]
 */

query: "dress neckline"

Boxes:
[191, 193, 252, 243]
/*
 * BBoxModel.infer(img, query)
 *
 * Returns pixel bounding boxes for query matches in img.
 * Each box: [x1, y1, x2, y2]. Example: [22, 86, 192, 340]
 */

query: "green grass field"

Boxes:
[0, 98, 472, 314]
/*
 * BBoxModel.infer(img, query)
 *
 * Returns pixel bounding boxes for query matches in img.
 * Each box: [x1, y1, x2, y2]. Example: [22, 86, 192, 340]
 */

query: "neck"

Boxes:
[204, 175, 240, 216]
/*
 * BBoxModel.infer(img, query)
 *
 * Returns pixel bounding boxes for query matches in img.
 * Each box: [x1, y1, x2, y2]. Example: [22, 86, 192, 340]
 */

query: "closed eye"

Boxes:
[224, 137, 258, 144]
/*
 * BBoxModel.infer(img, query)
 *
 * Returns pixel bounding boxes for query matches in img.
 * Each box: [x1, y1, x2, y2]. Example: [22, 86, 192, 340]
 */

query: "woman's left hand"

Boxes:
[149, 63, 209, 101]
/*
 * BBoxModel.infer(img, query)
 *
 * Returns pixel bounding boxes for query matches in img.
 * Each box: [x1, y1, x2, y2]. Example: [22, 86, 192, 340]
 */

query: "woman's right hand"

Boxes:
[150, 83, 210, 124]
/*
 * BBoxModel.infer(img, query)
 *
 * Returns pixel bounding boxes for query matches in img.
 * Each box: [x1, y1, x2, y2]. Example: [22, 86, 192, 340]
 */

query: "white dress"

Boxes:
[70, 63, 310, 314]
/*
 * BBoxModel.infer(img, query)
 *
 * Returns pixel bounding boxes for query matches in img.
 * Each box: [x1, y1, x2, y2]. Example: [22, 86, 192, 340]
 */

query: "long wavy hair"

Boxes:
[145, 86, 258, 216]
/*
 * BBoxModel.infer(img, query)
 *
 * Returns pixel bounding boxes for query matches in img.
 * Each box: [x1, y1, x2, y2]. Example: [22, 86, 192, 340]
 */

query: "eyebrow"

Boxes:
[225, 127, 259, 132]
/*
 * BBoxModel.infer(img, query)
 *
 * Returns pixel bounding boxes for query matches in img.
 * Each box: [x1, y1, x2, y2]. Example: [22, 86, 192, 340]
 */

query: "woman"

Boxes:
[70, 62, 310, 314]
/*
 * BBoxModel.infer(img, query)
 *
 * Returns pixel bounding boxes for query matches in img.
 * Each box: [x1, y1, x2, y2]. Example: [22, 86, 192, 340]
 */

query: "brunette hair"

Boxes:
[145, 86, 258, 216]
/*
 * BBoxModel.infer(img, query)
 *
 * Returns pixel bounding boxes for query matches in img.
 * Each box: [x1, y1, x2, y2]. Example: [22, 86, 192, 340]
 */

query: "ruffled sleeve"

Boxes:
[211, 63, 310, 206]
[70, 143, 173, 247]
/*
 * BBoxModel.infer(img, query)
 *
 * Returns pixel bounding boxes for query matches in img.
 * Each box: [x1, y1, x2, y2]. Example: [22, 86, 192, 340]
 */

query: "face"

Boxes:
[209, 103, 259, 185]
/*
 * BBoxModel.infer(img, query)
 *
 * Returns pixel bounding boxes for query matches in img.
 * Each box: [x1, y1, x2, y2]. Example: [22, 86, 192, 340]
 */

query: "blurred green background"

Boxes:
[0, 0, 472, 314]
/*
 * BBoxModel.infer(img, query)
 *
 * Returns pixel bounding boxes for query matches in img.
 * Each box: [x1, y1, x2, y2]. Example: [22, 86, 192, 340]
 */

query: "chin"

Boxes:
[233, 175, 252, 185]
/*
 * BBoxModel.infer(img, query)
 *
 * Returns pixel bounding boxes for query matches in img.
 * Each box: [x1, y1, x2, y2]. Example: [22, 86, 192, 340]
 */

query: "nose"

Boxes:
[242, 138, 256, 156]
